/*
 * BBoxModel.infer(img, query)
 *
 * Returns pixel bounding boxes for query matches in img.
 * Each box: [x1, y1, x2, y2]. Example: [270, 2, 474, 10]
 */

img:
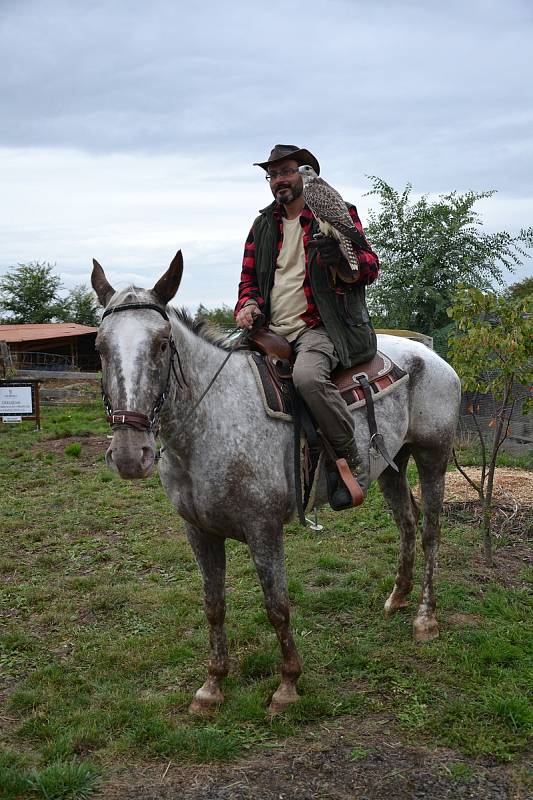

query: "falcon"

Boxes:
[298, 164, 363, 273]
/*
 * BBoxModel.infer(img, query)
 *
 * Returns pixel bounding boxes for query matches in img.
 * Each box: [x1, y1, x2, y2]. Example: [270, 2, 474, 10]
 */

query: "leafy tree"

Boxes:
[431, 321, 456, 359]
[194, 303, 235, 330]
[504, 275, 533, 301]
[448, 286, 532, 565]
[0, 261, 63, 323]
[60, 285, 101, 326]
[365, 177, 533, 335]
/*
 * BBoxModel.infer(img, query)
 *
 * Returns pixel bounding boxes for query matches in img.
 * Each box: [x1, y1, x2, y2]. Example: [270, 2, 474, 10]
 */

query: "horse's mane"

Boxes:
[170, 307, 235, 351]
[109, 288, 236, 351]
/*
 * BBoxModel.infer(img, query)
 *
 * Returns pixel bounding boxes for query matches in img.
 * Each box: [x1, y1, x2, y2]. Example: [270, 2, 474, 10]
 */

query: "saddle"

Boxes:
[247, 327, 407, 418]
[246, 327, 409, 522]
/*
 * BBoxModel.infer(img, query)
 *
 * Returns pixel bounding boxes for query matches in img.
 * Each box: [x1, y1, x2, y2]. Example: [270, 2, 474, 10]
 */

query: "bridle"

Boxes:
[100, 302, 187, 434]
[100, 301, 256, 437]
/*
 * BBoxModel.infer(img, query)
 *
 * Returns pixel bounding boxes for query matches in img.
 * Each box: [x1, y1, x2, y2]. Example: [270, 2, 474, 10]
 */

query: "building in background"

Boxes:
[0, 323, 99, 372]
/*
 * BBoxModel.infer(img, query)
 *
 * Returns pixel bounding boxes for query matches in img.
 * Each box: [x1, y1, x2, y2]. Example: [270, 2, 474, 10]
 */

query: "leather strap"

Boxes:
[102, 303, 169, 321]
[107, 410, 151, 431]
[316, 430, 363, 507]
[336, 457, 365, 507]
[356, 374, 399, 472]
[290, 386, 306, 526]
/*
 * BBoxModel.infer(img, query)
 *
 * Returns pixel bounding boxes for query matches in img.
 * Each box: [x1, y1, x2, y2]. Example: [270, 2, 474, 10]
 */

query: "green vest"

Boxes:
[252, 202, 377, 369]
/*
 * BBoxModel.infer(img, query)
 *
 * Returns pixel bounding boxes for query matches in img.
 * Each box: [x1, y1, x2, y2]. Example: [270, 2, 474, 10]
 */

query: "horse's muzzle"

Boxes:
[106, 428, 156, 479]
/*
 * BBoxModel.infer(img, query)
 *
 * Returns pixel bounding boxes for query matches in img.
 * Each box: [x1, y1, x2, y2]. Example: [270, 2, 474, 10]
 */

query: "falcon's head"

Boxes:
[298, 164, 318, 185]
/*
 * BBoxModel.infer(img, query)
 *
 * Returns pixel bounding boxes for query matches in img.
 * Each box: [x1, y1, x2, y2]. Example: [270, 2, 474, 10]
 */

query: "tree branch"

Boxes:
[494, 390, 516, 459]
[453, 448, 483, 500]
[471, 407, 487, 490]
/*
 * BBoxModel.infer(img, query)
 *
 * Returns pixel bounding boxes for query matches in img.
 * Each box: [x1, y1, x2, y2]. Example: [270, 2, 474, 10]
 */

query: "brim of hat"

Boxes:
[254, 148, 320, 176]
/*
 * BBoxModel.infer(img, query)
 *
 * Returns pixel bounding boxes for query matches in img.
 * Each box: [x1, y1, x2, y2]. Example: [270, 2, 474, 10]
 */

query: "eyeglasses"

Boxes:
[265, 167, 299, 182]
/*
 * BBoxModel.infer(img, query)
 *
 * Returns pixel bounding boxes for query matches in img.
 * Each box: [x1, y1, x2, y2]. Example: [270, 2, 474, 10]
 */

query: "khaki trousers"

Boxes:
[292, 326, 355, 454]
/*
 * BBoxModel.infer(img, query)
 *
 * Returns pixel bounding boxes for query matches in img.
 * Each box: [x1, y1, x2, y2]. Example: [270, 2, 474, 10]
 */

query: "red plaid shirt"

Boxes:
[234, 203, 379, 326]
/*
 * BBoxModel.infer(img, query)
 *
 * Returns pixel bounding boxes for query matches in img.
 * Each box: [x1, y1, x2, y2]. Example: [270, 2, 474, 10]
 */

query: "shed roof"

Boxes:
[0, 323, 98, 343]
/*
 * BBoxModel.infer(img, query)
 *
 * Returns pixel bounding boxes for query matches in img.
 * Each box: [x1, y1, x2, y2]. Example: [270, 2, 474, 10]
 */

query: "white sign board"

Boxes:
[0, 384, 33, 415]
[2, 416, 22, 423]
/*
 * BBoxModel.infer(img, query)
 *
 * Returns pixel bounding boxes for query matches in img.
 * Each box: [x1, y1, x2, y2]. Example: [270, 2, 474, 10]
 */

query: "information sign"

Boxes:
[0, 384, 33, 414]
[0, 380, 41, 429]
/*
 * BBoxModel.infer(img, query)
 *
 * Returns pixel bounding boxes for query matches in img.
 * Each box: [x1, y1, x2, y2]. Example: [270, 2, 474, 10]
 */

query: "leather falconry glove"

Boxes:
[307, 235, 348, 268]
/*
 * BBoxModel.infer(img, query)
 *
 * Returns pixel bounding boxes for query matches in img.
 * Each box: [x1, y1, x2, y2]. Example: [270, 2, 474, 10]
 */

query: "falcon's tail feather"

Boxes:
[339, 235, 360, 273]
[332, 221, 372, 252]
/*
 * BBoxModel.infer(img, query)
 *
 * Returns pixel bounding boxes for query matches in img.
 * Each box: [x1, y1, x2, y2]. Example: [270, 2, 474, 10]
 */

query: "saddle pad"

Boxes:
[248, 352, 294, 421]
[248, 351, 409, 423]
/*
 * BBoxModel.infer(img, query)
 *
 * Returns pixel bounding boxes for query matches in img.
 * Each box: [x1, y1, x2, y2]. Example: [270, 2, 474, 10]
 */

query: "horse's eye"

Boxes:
[161, 341, 168, 353]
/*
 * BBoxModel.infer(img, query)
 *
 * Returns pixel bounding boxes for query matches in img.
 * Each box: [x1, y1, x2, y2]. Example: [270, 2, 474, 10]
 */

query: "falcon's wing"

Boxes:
[304, 177, 354, 229]
[304, 177, 360, 272]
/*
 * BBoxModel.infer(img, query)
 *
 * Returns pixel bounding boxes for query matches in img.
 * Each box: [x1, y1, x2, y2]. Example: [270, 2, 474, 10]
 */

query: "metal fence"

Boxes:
[458, 383, 532, 456]
[13, 351, 73, 371]
[9, 352, 101, 372]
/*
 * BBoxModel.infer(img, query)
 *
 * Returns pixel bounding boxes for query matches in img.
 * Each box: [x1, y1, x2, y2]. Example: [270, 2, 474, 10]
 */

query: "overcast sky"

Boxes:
[1, 0, 532, 313]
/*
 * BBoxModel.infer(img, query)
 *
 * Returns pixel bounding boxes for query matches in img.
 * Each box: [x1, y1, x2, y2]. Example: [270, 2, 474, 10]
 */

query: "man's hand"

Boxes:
[236, 301, 262, 330]
[307, 235, 347, 268]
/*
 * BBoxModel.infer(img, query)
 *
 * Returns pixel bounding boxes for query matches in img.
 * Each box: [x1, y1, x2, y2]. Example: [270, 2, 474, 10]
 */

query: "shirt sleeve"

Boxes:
[234, 225, 266, 317]
[347, 205, 380, 286]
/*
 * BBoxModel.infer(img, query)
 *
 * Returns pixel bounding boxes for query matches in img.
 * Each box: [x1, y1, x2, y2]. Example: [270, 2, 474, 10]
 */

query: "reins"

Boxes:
[100, 301, 260, 437]
[169, 326, 253, 439]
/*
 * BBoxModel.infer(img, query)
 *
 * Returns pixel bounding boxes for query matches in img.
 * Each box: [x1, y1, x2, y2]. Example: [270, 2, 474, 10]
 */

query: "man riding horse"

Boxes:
[235, 144, 380, 506]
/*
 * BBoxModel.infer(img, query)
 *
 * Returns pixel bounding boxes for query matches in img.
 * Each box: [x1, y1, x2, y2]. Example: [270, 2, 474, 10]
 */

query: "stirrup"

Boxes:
[326, 458, 365, 510]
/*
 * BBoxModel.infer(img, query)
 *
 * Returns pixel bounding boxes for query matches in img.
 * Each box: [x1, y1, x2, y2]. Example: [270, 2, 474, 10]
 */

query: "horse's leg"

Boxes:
[248, 526, 302, 715]
[378, 444, 419, 616]
[185, 524, 229, 714]
[410, 445, 447, 642]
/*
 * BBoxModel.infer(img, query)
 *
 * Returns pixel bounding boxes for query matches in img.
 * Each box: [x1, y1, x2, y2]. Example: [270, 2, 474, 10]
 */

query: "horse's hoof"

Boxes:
[384, 593, 410, 616]
[413, 615, 439, 642]
[188, 697, 222, 715]
[267, 684, 299, 716]
[188, 687, 224, 715]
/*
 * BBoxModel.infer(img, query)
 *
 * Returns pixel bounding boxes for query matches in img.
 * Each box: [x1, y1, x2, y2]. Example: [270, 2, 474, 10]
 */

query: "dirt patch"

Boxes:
[469, 542, 532, 590]
[443, 468, 533, 508]
[33, 434, 110, 464]
[99, 716, 528, 800]
[40, 378, 100, 390]
[415, 468, 533, 546]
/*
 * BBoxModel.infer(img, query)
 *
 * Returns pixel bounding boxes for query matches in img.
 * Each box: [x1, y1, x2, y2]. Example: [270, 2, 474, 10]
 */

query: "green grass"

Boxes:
[64, 442, 82, 458]
[0, 749, 99, 800]
[0, 402, 531, 795]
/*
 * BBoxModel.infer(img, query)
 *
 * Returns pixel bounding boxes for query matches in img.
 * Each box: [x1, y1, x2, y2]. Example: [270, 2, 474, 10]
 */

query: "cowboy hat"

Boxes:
[254, 144, 320, 176]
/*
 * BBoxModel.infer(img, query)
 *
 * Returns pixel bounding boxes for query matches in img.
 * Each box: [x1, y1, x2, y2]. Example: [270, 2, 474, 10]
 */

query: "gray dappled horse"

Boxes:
[91, 251, 461, 715]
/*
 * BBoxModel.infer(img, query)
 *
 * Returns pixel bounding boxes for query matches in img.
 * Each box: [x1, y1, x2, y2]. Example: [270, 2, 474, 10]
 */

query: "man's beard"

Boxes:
[274, 180, 303, 205]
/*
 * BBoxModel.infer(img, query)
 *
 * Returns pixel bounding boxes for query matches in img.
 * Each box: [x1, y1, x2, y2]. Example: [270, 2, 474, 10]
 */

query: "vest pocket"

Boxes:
[345, 322, 377, 366]
[335, 290, 370, 327]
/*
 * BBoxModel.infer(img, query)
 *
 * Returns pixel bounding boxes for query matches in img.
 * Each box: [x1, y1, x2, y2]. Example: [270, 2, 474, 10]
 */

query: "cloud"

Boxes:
[0, 0, 531, 305]
[1, 145, 530, 314]
[0, 146, 269, 308]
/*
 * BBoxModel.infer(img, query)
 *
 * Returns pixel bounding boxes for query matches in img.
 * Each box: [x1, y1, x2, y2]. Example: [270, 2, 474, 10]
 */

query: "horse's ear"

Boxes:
[91, 259, 116, 307]
[151, 250, 183, 306]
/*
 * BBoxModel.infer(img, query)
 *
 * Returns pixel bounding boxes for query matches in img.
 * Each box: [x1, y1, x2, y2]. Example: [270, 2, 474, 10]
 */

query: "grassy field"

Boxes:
[0, 402, 531, 799]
